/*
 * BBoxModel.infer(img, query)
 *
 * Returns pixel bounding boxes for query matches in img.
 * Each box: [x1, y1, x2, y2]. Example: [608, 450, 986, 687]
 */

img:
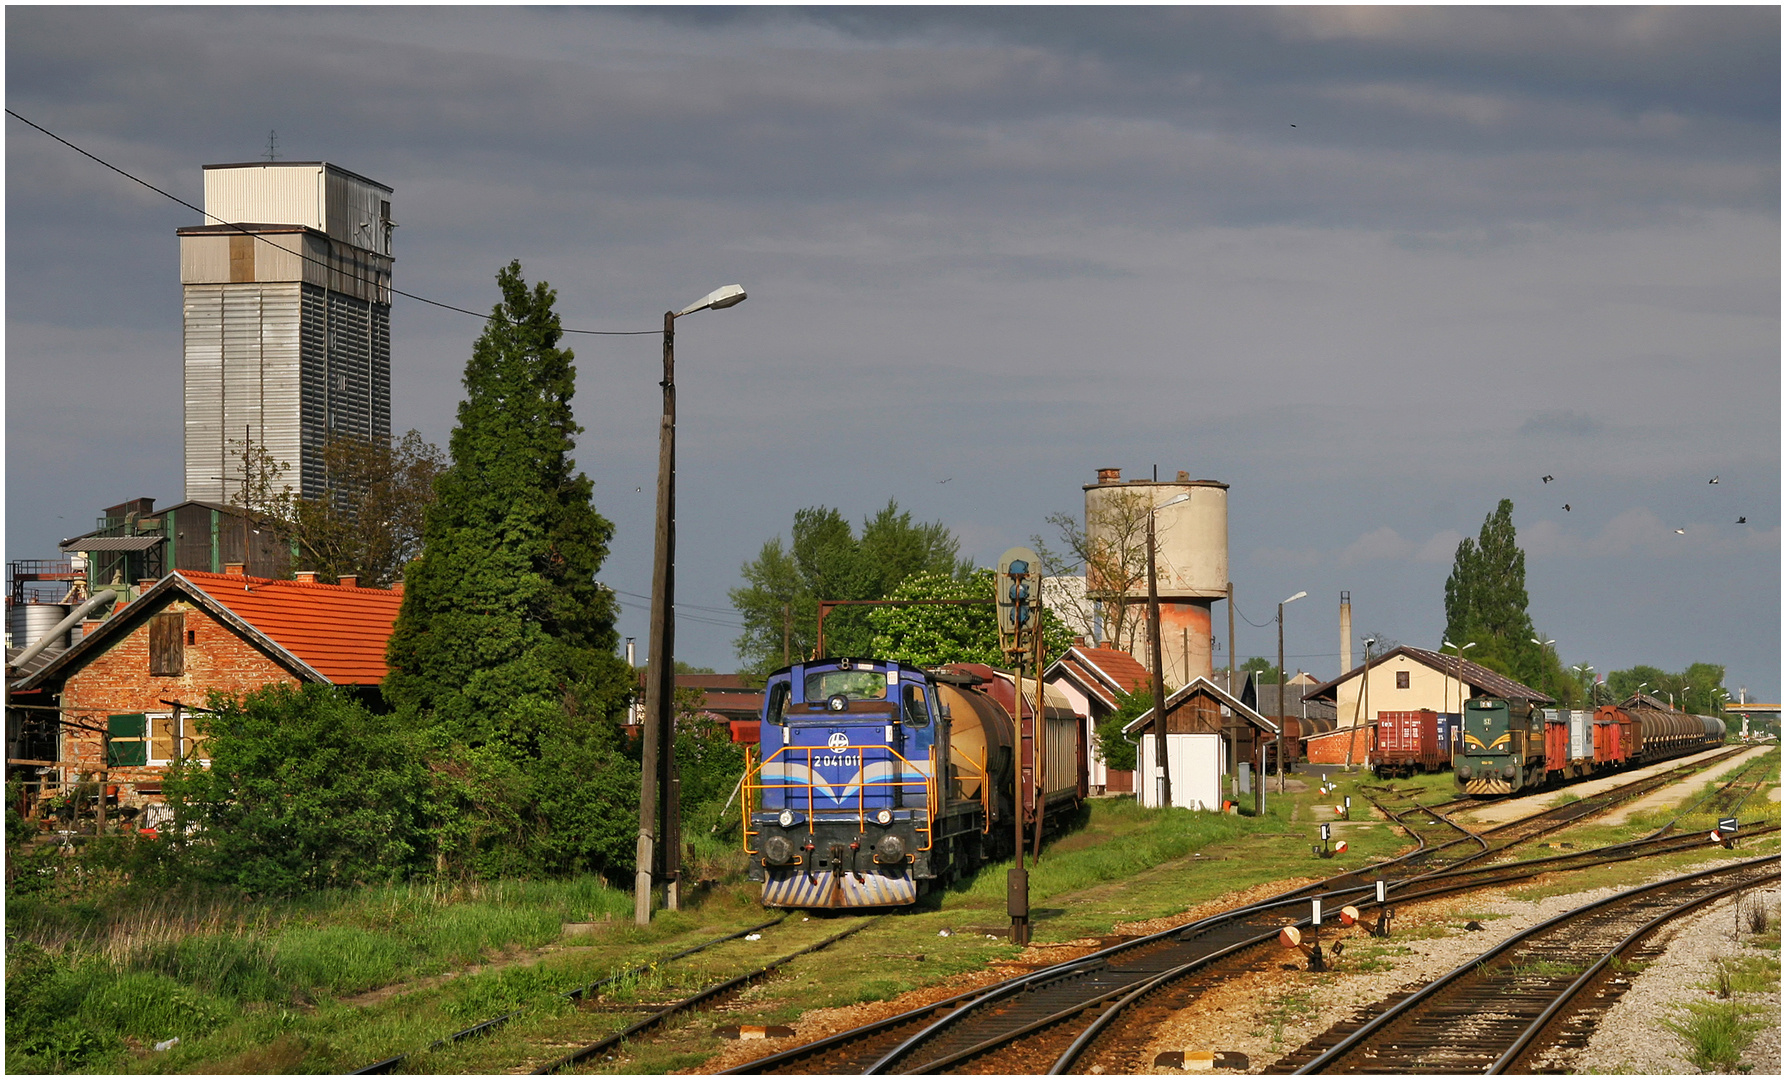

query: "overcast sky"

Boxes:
[7, 7, 1779, 699]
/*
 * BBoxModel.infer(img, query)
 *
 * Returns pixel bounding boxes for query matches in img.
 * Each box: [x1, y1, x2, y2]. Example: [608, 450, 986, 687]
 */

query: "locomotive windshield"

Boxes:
[805, 669, 887, 702]
[1466, 703, 1508, 753]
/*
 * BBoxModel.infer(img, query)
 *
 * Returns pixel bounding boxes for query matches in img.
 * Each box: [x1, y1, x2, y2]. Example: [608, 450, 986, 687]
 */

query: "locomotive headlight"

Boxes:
[1503, 764, 1517, 780]
[875, 808, 893, 825]
[778, 809, 797, 828]
[1456, 765, 1472, 780]
[875, 834, 905, 861]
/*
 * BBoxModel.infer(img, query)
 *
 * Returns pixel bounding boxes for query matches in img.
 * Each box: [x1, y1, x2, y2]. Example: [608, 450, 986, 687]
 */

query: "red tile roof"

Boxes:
[181, 571, 403, 685]
[1046, 644, 1151, 710]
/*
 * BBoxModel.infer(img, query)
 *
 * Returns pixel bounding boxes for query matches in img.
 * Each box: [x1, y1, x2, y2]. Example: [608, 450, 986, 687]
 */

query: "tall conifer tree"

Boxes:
[386, 261, 630, 752]
[1443, 498, 1547, 689]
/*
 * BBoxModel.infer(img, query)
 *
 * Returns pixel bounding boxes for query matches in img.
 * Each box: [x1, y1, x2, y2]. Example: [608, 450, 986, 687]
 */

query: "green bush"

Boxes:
[162, 683, 432, 894]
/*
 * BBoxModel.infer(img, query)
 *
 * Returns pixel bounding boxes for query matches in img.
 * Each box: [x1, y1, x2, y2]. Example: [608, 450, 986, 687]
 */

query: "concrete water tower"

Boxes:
[1083, 468, 1228, 688]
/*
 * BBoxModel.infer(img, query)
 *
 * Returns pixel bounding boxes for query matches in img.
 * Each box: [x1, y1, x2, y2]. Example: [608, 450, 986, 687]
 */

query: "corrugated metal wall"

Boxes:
[204, 165, 324, 231]
[183, 283, 303, 503]
[298, 286, 392, 497]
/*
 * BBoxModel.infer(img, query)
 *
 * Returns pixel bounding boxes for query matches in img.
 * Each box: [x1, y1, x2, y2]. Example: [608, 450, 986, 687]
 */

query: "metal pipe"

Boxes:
[8, 589, 124, 671]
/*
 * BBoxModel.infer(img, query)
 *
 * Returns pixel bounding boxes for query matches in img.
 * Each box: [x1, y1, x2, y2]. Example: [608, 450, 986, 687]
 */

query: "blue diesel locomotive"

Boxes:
[742, 656, 1084, 909]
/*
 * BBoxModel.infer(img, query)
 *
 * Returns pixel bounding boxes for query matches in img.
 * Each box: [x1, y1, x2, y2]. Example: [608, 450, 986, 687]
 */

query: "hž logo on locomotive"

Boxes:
[819, 730, 859, 768]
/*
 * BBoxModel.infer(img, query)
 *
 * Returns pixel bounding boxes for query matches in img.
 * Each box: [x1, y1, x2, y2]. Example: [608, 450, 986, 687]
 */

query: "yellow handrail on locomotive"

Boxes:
[744, 743, 939, 853]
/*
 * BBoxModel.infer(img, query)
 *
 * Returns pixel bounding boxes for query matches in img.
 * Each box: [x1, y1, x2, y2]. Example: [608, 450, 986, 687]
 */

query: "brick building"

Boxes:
[13, 566, 401, 813]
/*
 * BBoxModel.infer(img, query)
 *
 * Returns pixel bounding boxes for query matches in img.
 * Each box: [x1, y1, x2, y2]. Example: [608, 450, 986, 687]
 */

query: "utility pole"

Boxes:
[1226, 581, 1235, 697]
[1146, 504, 1172, 808]
[632, 284, 745, 926]
[636, 310, 678, 925]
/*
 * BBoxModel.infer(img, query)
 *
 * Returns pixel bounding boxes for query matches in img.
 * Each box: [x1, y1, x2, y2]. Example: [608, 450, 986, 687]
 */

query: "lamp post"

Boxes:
[636, 283, 746, 926]
[1146, 490, 1191, 808]
[1276, 591, 1306, 794]
[1444, 639, 1477, 727]
[1572, 663, 1595, 706]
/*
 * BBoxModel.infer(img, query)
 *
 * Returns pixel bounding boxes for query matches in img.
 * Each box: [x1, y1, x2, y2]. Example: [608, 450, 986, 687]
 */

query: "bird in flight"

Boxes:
[1675, 528, 1686, 535]
[1709, 475, 1719, 484]
[1562, 504, 1571, 512]
[1737, 516, 1747, 524]
[938, 478, 952, 484]
[1542, 475, 1553, 483]
[636, 486, 643, 492]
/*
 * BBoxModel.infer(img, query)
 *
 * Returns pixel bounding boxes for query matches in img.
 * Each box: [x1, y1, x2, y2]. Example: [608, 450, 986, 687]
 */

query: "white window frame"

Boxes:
[145, 712, 210, 767]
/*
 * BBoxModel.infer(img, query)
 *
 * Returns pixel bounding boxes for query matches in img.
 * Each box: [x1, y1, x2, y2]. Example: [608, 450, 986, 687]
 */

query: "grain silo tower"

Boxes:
[1083, 467, 1228, 688]
[178, 162, 394, 503]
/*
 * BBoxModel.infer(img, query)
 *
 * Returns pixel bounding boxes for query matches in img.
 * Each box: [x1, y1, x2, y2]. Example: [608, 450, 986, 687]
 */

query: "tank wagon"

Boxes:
[743, 657, 1085, 909]
[1456, 695, 1726, 796]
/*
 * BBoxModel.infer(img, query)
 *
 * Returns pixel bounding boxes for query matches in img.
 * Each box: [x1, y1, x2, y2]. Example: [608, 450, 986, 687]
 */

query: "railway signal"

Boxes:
[995, 547, 1040, 656]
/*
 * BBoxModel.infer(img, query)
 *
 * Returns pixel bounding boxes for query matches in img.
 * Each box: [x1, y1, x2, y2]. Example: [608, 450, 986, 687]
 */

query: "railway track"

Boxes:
[530, 915, 883, 1074]
[353, 914, 790, 1074]
[1269, 854, 1780, 1074]
[730, 749, 1765, 1075]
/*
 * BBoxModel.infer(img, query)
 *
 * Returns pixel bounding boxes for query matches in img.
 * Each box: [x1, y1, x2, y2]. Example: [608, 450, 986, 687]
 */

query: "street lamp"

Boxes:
[1444, 640, 1477, 726]
[1146, 490, 1191, 808]
[1572, 663, 1596, 706]
[1276, 591, 1306, 794]
[636, 283, 746, 926]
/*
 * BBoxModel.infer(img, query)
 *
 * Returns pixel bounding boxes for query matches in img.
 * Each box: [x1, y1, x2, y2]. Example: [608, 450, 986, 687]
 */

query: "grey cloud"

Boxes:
[1519, 411, 1603, 438]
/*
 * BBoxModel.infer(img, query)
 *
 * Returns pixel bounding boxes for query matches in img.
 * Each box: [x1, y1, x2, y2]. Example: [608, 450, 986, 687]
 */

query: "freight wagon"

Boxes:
[1456, 695, 1726, 796]
[1370, 710, 1447, 778]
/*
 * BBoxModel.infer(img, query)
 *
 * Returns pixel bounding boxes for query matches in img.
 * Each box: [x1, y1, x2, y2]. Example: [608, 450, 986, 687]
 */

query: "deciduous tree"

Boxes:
[1033, 488, 1155, 655]
[287, 431, 445, 587]
[731, 500, 968, 670]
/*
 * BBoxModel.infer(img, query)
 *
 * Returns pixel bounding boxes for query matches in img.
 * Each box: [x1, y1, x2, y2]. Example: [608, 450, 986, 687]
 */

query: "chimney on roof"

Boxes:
[137, 579, 157, 593]
[82, 618, 104, 639]
[1072, 636, 1086, 647]
[225, 562, 245, 577]
[295, 571, 318, 584]
[1096, 467, 1121, 484]
[1176, 470, 1190, 482]
[339, 574, 359, 589]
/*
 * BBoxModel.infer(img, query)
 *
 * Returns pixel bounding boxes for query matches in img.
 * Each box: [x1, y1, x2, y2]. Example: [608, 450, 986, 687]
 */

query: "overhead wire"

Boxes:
[5, 109, 658, 336]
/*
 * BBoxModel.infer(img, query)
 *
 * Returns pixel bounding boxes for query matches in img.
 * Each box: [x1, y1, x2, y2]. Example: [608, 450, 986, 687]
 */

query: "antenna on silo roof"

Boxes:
[264, 130, 279, 161]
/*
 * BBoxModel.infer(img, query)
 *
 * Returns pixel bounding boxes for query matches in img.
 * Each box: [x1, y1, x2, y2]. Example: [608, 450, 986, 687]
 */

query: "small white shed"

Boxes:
[1123, 676, 1280, 811]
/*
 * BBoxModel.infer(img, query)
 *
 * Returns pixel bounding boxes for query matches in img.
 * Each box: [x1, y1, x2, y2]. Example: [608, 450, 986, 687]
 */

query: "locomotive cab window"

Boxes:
[765, 681, 790, 726]
[902, 684, 930, 727]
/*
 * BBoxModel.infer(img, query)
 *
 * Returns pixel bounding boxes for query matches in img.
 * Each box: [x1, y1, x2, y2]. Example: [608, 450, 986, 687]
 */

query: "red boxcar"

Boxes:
[1371, 710, 1444, 777]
